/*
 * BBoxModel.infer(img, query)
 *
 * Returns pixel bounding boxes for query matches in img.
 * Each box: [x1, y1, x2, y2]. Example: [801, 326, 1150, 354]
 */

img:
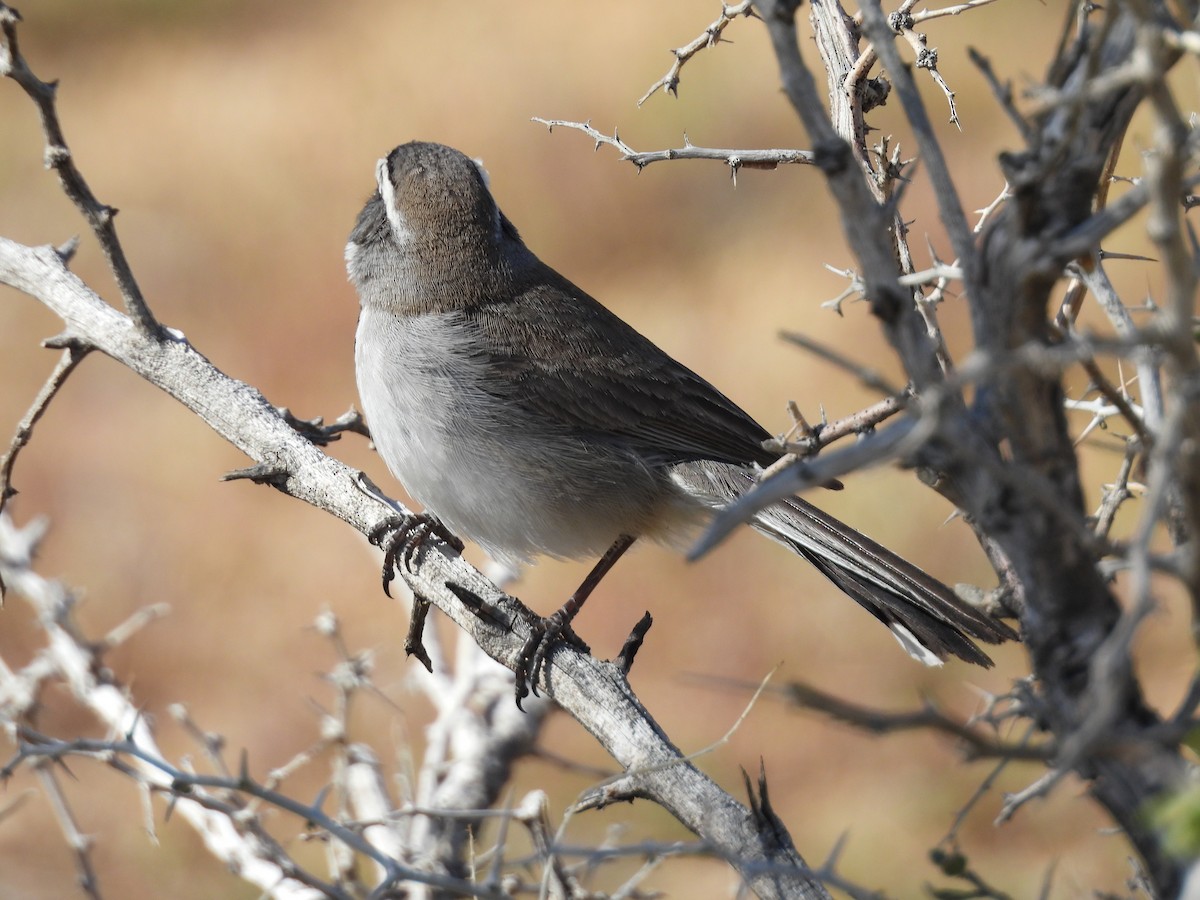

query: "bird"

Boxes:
[345, 140, 1017, 700]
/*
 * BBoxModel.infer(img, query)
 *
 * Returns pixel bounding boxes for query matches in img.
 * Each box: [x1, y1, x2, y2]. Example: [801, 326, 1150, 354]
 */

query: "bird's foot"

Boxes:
[511, 535, 635, 708]
[368, 513, 464, 597]
[514, 608, 590, 709]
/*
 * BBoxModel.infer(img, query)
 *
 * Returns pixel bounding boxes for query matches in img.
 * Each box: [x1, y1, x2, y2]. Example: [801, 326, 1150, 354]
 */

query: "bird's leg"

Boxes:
[515, 534, 636, 707]
[368, 513, 464, 597]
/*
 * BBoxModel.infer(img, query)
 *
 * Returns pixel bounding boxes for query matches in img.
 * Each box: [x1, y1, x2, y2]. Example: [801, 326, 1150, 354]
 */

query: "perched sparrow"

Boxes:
[346, 141, 1015, 698]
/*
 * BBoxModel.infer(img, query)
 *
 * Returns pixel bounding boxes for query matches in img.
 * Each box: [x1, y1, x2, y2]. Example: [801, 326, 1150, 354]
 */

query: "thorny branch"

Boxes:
[703, 674, 1052, 762]
[36, 763, 103, 900]
[637, 0, 759, 106]
[532, 118, 815, 182]
[0, 338, 88, 517]
[762, 393, 909, 466]
[0, 3, 156, 333]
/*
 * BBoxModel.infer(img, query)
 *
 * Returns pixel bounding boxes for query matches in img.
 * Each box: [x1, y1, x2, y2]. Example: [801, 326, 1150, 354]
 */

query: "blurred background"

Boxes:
[0, 1, 1193, 897]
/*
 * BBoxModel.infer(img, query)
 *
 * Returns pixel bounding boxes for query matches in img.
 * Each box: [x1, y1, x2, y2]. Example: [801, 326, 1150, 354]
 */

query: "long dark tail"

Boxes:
[761, 494, 1016, 667]
[676, 463, 1018, 667]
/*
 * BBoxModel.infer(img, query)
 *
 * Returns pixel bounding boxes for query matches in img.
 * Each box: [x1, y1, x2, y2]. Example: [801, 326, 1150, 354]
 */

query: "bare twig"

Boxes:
[887, 7, 961, 128]
[996, 768, 1063, 825]
[1092, 443, 1140, 540]
[36, 763, 104, 900]
[778, 330, 904, 396]
[859, 0, 975, 273]
[967, 48, 1032, 141]
[772, 679, 1050, 761]
[762, 393, 909, 460]
[973, 182, 1012, 233]
[940, 723, 1037, 846]
[909, 0, 1003, 25]
[169, 704, 231, 778]
[0, 342, 89, 515]
[531, 118, 814, 182]
[0, 4, 157, 333]
[820, 264, 866, 315]
[637, 1, 758, 106]
[809, 833, 889, 900]
[98, 603, 171, 653]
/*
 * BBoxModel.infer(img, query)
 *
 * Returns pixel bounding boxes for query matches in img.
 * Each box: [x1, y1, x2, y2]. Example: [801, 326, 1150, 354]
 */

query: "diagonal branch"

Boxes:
[0, 340, 89, 517]
[0, 236, 831, 900]
[637, 0, 759, 106]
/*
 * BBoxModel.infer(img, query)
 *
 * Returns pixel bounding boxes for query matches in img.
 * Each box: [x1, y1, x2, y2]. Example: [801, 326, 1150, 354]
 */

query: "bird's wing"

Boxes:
[466, 274, 777, 469]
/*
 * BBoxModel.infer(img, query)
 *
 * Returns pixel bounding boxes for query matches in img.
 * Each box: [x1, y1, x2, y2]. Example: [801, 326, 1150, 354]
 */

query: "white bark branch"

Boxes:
[0, 236, 830, 899]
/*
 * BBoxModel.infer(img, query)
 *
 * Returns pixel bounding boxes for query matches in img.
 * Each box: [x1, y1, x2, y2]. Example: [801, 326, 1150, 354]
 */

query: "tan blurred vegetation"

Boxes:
[0, 1, 1193, 897]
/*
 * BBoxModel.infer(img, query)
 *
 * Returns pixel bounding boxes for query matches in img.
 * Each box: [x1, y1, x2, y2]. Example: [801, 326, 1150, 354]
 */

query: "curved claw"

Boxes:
[368, 513, 463, 597]
[513, 611, 591, 709]
[514, 622, 545, 710]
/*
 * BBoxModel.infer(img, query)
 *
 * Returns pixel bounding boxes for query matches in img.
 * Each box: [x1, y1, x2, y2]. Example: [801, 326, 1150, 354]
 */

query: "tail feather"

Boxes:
[756, 494, 1017, 667]
[795, 541, 999, 667]
[672, 461, 1018, 667]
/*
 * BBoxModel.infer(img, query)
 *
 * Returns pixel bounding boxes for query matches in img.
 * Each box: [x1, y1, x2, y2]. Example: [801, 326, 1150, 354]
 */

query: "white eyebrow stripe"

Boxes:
[471, 156, 490, 186]
[376, 157, 413, 245]
[470, 158, 503, 238]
